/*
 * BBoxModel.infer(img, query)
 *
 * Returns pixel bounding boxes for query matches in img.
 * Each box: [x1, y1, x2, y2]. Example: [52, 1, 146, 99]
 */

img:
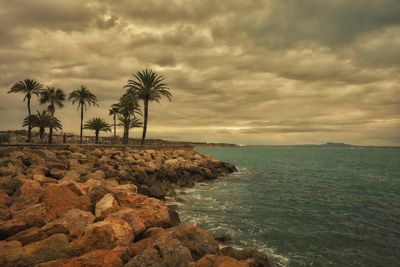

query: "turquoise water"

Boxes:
[174, 147, 400, 267]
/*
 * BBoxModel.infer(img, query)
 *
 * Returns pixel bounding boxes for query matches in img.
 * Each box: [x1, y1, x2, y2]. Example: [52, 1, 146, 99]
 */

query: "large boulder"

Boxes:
[195, 254, 253, 267]
[86, 170, 106, 180]
[6, 224, 68, 246]
[48, 168, 66, 179]
[117, 194, 170, 228]
[32, 174, 58, 185]
[220, 247, 271, 267]
[10, 179, 43, 211]
[5, 208, 94, 245]
[166, 224, 219, 260]
[0, 176, 22, 195]
[60, 170, 81, 182]
[41, 184, 91, 219]
[0, 234, 75, 267]
[42, 209, 95, 239]
[86, 180, 137, 204]
[36, 249, 124, 267]
[0, 191, 9, 208]
[0, 203, 50, 239]
[109, 208, 146, 236]
[71, 218, 133, 255]
[125, 237, 195, 267]
[95, 193, 120, 218]
[128, 224, 219, 263]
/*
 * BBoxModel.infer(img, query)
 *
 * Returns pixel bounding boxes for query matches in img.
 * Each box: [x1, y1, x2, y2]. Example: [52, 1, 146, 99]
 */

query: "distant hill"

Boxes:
[250, 142, 399, 149]
[320, 142, 354, 147]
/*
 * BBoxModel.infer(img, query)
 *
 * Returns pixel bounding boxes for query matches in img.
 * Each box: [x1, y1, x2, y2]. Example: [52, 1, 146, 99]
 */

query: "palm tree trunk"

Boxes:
[48, 107, 54, 144]
[141, 98, 148, 145]
[124, 115, 130, 144]
[39, 127, 44, 141]
[80, 105, 84, 144]
[113, 114, 116, 144]
[27, 96, 32, 143]
[95, 131, 99, 144]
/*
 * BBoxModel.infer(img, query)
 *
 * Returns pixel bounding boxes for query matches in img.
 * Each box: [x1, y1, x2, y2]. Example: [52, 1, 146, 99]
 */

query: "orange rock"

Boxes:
[1, 203, 50, 238]
[95, 193, 120, 218]
[109, 208, 146, 236]
[10, 179, 43, 211]
[71, 218, 133, 255]
[166, 224, 219, 260]
[195, 254, 253, 267]
[42, 184, 91, 218]
[120, 196, 170, 228]
[35, 249, 124, 267]
[220, 247, 271, 267]
[48, 168, 66, 179]
[42, 209, 95, 238]
[0, 191, 9, 209]
[0, 234, 75, 267]
[104, 217, 134, 245]
[126, 237, 195, 267]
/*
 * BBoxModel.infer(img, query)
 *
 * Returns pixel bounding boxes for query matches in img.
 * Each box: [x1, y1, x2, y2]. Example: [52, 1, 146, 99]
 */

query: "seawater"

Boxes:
[172, 146, 400, 267]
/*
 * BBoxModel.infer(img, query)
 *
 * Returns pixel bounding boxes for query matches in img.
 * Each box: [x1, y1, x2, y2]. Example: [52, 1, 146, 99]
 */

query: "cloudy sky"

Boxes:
[0, 0, 399, 145]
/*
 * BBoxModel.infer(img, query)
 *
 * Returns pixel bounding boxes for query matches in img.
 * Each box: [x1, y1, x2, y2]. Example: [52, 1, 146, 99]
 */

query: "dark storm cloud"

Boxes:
[0, 0, 399, 145]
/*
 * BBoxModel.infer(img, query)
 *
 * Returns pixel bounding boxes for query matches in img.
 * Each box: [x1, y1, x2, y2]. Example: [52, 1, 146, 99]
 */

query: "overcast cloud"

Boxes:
[0, 0, 399, 145]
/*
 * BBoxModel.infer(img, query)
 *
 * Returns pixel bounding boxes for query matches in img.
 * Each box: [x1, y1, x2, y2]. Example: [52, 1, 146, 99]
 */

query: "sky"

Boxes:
[0, 0, 399, 146]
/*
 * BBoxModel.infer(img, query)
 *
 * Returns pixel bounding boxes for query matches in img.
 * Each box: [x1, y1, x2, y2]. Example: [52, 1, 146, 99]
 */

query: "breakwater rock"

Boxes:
[0, 145, 271, 267]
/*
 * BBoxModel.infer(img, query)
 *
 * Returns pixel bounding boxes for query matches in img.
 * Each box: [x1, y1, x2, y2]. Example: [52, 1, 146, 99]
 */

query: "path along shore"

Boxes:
[0, 145, 271, 266]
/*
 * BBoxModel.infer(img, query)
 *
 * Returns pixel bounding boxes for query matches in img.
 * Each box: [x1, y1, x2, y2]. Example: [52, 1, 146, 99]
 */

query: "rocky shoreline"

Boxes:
[0, 145, 271, 267]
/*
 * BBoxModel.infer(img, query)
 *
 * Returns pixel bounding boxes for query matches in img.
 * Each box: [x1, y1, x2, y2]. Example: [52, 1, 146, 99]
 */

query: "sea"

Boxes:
[171, 146, 400, 267]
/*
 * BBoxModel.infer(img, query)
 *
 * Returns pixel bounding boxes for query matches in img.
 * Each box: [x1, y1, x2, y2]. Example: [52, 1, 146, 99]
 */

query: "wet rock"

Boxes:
[215, 234, 232, 244]
[167, 206, 181, 227]
[95, 193, 120, 218]
[126, 237, 195, 267]
[220, 247, 271, 267]
[148, 183, 167, 199]
[167, 224, 219, 260]
[195, 254, 253, 267]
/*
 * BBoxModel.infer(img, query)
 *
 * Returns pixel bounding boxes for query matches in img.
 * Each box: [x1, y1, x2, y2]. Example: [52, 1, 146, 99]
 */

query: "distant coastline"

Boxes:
[246, 142, 400, 149]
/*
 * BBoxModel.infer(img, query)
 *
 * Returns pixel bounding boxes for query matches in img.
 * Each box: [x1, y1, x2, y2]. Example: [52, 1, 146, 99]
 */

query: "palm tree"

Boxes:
[40, 87, 65, 144]
[124, 69, 172, 144]
[23, 110, 62, 142]
[8, 79, 44, 142]
[83, 117, 111, 144]
[69, 85, 98, 143]
[117, 116, 142, 144]
[109, 105, 120, 144]
[113, 92, 142, 144]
